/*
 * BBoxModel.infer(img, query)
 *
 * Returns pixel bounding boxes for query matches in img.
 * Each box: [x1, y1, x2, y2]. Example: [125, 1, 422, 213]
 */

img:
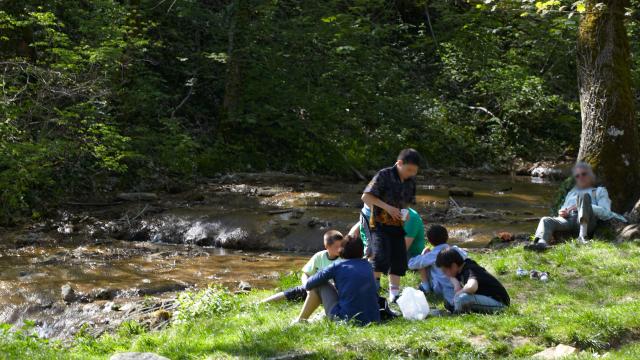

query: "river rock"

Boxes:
[448, 187, 474, 197]
[110, 353, 170, 360]
[61, 284, 76, 303]
[533, 344, 578, 359]
[116, 193, 158, 201]
[618, 224, 640, 241]
[238, 281, 252, 291]
[529, 161, 570, 180]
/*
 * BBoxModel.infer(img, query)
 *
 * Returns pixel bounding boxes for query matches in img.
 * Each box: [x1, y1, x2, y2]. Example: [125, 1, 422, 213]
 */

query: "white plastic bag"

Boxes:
[396, 287, 430, 320]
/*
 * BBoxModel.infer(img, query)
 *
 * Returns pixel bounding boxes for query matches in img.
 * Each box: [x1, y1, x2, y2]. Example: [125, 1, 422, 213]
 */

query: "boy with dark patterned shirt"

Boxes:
[361, 148, 422, 302]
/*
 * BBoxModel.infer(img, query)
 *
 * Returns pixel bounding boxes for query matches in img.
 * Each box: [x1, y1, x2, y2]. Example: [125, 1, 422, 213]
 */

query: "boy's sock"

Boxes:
[389, 285, 400, 297]
[579, 223, 588, 239]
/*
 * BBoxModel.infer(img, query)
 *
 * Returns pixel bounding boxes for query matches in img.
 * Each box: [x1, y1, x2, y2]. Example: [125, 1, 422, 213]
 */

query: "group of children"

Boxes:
[262, 149, 510, 325]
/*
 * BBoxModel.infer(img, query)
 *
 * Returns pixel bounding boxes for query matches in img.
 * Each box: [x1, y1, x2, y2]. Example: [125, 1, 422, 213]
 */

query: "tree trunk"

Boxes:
[577, 0, 640, 212]
[223, 0, 250, 122]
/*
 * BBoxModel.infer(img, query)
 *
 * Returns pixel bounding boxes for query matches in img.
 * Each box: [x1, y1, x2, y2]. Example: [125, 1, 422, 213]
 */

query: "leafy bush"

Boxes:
[173, 286, 241, 323]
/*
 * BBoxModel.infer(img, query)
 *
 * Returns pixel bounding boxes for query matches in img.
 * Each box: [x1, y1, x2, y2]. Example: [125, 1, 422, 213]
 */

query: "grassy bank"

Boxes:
[2, 241, 640, 359]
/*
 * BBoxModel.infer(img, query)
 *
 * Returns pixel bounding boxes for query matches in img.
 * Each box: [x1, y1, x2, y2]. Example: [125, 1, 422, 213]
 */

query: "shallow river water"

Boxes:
[0, 172, 558, 338]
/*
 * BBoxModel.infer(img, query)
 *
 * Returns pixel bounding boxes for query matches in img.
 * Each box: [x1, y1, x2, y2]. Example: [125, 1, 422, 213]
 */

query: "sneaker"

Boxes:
[516, 268, 528, 277]
[388, 293, 399, 304]
[577, 236, 589, 245]
[524, 240, 549, 252]
[539, 272, 549, 282]
[529, 270, 541, 279]
[418, 283, 431, 294]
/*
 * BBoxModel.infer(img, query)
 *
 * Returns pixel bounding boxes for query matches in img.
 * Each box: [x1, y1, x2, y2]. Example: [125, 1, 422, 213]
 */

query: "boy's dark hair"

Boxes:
[340, 235, 364, 259]
[323, 230, 344, 246]
[436, 247, 464, 268]
[427, 224, 449, 246]
[397, 148, 422, 167]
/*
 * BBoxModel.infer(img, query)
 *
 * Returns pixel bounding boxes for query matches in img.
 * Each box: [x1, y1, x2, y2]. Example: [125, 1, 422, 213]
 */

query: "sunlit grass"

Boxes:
[2, 241, 640, 359]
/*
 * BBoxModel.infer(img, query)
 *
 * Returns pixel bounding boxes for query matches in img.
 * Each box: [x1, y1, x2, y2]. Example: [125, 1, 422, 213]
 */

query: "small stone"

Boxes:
[110, 353, 170, 360]
[448, 187, 474, 197]
[61, 283, 76, 303]
[533, 344, 578, 359]
[238, 281, 252, 291]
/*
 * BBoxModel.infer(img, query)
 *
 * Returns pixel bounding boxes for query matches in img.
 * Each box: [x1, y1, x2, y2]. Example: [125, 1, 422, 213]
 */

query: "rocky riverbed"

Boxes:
[0, 170, 564, 339]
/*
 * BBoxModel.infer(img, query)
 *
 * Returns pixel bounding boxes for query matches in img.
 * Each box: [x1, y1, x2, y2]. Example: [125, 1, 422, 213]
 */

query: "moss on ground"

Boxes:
[2, 241, 640, 359]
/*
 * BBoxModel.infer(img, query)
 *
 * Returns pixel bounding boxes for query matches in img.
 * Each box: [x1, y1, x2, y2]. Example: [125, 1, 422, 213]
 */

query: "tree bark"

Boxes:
[223, 0, 250, 122]
[577, 0, 640, 212]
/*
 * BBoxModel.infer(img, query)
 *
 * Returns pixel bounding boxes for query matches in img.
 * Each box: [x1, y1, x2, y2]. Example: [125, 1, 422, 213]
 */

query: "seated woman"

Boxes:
[304, 235, 380, 325]
[526, 162, 626, 251]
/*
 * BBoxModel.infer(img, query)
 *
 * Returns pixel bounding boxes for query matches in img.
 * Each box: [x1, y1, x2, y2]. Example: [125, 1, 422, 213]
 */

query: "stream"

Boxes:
[0, 171, 559, 339]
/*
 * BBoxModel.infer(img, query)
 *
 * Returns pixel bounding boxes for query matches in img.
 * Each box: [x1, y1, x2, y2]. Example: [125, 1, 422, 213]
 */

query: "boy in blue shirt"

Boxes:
[305, 235, 380, 325]
[407, 224, 467, 309]
[260, 230, 344, 322]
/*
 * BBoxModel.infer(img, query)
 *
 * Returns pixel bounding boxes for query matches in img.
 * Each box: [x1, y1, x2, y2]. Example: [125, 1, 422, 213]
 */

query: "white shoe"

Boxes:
[577, 236, 589, 245]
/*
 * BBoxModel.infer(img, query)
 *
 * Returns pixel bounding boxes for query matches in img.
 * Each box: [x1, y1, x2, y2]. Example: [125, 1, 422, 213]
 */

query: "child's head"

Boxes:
[323, 230, 344, 258]
[339, 235, 364, 259]
[427, 224, 449, 246]
[396, 148, 422, 180]
[435, 247, 465, 278]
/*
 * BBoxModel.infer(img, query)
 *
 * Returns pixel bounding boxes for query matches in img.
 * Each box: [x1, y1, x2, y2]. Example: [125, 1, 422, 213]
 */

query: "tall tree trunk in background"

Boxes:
[223, 0, 249, 122]
[577, 0, 640, 212]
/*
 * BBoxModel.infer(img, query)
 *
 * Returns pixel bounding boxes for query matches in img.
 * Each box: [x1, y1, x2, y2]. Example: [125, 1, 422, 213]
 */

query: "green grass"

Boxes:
[3, 241, 640, 359]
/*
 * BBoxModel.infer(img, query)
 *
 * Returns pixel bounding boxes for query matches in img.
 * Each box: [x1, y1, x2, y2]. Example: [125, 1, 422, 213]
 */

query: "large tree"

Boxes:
[577, 0, 640, 212]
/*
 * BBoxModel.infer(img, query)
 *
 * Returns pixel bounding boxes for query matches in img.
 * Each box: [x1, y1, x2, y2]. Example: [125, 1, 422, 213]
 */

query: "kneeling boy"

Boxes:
[407, 224, 466, 308]
[436, 248, 510, 314]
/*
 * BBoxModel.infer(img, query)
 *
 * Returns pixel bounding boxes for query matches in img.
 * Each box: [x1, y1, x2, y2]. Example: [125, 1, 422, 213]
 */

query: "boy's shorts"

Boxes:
[370, 224, 407, 276]
[283, 285, 307, 301]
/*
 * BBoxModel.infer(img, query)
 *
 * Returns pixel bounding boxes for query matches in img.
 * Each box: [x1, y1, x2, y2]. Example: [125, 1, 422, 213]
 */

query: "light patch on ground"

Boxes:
[468, 335, 490, 349]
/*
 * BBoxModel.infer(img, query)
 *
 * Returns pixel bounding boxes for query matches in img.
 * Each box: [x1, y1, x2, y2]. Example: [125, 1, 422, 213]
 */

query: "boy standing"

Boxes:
[407, 225, 467, 308]
[436, 248, 510, 314]
[361, 148, 422, 302]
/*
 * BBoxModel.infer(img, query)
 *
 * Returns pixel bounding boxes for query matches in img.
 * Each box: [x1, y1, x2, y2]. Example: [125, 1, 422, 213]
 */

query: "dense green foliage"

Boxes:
[2, 241, 640, 359]
[1, 1, 639, 222]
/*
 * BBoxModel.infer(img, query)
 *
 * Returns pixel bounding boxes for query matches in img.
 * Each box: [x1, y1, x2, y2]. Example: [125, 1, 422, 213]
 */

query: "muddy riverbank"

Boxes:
[0, 171, 560, 339]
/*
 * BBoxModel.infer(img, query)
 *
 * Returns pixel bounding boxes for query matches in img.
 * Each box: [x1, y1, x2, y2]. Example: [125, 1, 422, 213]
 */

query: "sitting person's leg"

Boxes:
[577, 193, 598, 241]
[261, 285, 307, 303]
[529, 215, 576, 250]
[295, 289, 321, 321]
[453, 292, 506, 314]
[316, 283, 339, 319]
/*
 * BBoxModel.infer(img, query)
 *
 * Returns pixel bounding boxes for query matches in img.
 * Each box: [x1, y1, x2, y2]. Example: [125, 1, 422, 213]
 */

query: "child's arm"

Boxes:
[407, 250, 437, 270]
[405, 236, 415, 250]
[361, 193, 402, 220]
[304, 265, 336, 291]
[348, 222, 360, 237]
[450, 277, 462, 293]
[300, 273, 310, 286]
[459, 278, 478, 295]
